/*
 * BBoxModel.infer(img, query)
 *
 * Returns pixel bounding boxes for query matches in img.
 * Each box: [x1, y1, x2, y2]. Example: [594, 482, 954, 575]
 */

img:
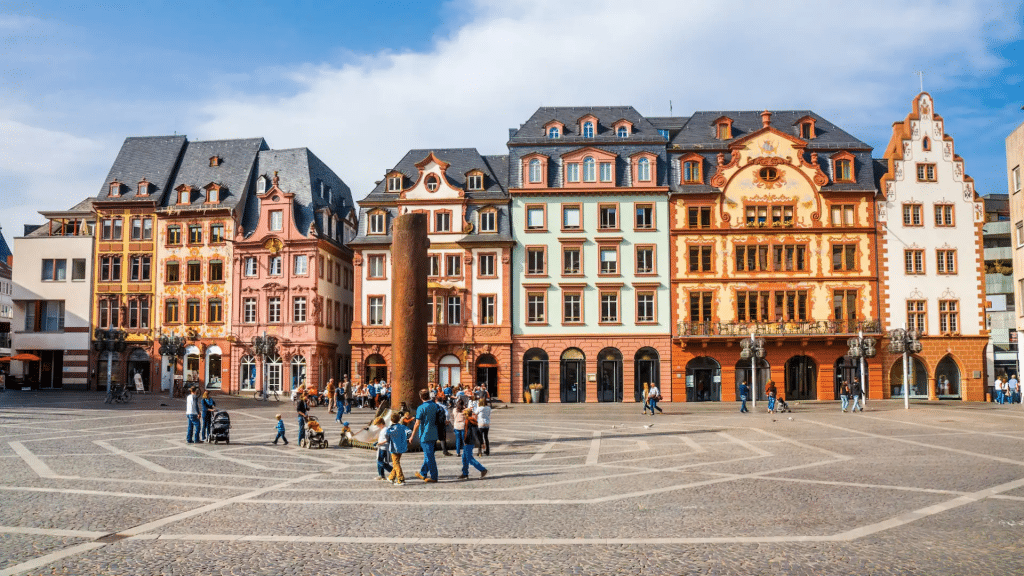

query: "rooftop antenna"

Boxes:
[916, 71, 924, 93]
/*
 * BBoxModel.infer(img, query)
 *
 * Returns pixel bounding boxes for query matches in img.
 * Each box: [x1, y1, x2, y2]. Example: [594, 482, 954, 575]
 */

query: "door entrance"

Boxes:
[785, 355, 817, 400]
[560, 348, 586, 403]
[686, 357, 721, 401]
[475, 354, 499, 399]
[597, 347, 622, 402]
[634, 348, 660, 402]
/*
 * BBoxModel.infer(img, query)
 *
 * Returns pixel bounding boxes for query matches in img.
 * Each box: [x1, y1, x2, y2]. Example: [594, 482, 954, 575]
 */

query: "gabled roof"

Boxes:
[509, 106, 667, 144]
[671, 111, 870, 150]
[162, 138, 268, 210]
[97, 135, 188, 200]
[364, 148, 508, 200]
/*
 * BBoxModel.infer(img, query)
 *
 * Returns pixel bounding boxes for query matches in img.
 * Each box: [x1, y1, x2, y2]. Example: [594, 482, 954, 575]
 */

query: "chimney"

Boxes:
[761, 110, 772, 128]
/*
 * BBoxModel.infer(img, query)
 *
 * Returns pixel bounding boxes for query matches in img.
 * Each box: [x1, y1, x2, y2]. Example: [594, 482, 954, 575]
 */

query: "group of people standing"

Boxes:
[994, 374, 1020, 405]
[184, 387, 217, 443]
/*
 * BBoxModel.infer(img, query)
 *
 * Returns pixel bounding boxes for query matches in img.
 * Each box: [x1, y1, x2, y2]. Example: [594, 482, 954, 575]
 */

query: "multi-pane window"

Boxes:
[583, 122, 594, 138]
[834, 159, 853, 182]
[736, 291, 771, 322]
[428, 255, 440, 277]
[187, 261, 201, 282]
[831, 205, 856, 226]
[938, 300, 958, 334]
[527, 293, 545, 323]
[243, 298, 257, 323]
[688, 207, 712, 228]
[683, 160, 701, 183]
[434, 211, 451, 232]
[1014, 166, 1021, 193]
[528, 159, 543, 183]
[447, 296, 462, 325]
[128, 298, 149, 329]
[599, 247, 618, 274]
[599, 162, 612, 182]
[368, 255, 385, 279]
[294, 254, 308, 275]
[368, 297, 384, 325]
[369, 212, 386, 234]
[268, 297, 281, 323]
[208, 260, 223, 282]
[563, 292, 581, 323]
[635, 204, 654, 229]
[479, 295, 496, 325]
[563, 247, 581, 275]
[833, 290, 857, 320]
[479, 211, 496, 232]
[269, 210, 283, 231]
[636, 246, 654, 274]
[600, 292, 619, 323]
[210, 224, 225, 243]
[167, 226, 181, 244]
[566, 163, 580, 183]
[244, 257, 258, 277]
[770, 206, 794, 224]
[188, 225, 203, 244]
[775, 290, 809, 321]
[527, 248, 545, 275]
[562, 206, 581, 229]
[636, 158, 650, 181]
[690, 291, 713, 322]
[916, 163, 937, 182]
[745, 206, 769, 225]
[165, 299, 179, 323]
[478, 254, 495, 277]
[936, 249, 956, 274]
[637, 292, 655, 323]
[387, 175, 403, 192]
[832, 244, 857, 271]
[446, 254, 462, 277]
[599, 205, 618, 229]
[269, 255, 282, 276]
[101, 218, 122, 240]
[130, 217, 152, 240]
[166, 261, 180, 282]
[772, 244, 806, 271]
[208, 299, 223, 323]
[293, 296, 307, 323]
[186, 299, 201, 323]
[688, 246, 713, 272]
[903, 204, 923, 226]
[41, 259, 67, 281]
[907, 300, 926, 333]
[934, 205, 954, 227]
[72, 259, 86, 281]
[904, 249, 925, 274]
[98, 298, 120, 328]
[129, 256, 151, 281]
[467, 174, 483, 190]
[526, 206, 545, 230]
[735, 246, 769, 272]
[100, 256, 121, 281]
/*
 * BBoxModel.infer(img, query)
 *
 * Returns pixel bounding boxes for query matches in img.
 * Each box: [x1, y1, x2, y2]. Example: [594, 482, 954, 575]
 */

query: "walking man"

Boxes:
[839, 380, 851, 412]
[296, 393, 309, 446]
[647, 383, 663, 414]
[850, 377, 864, 412]
[1010, 374, 1020, 404]
[739, 381, 750, 413]
[411, 389, 440, 482]
[185, 387, 200, 443]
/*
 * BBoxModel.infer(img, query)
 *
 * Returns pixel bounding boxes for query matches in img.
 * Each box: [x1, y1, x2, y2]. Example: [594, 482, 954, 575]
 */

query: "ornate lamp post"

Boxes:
[93, 328, 127, 399]
[158, 331, 187, 399]
[847, 331, 878, 406]
[887, 326, 922, 410]
[253, 332, 278, 400]
[739, 333, 765, 409]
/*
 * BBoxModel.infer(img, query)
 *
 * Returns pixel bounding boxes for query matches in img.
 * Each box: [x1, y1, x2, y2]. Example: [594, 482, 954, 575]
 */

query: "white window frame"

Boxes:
[269, 210, 283, 231]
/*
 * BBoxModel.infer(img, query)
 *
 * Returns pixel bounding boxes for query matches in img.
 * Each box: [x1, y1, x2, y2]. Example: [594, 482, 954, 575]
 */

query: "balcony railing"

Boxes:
[677, 319, 882, 338]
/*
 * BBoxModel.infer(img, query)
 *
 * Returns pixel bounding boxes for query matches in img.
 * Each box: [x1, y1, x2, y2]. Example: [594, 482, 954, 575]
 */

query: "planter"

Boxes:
[531, 389, 542, 404]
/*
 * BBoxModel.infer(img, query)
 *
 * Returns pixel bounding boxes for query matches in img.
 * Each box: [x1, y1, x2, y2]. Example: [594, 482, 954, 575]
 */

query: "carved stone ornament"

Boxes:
[501, 254, 511, 264]
[352, 254, 363, 267]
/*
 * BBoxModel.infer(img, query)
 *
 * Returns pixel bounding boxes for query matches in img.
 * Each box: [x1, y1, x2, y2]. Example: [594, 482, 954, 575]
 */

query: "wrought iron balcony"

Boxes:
[677, 319, 882, 338]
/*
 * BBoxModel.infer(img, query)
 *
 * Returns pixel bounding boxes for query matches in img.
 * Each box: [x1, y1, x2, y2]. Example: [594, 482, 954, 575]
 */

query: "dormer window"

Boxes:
[368, 210, 386, 235]
[529, 159, 542, 183]
[713, 116, 733, 140]
[387, 174, 403, 192]
[613, 120, 632, 138]
[109, 181, 121, 197]
[177, 187, 191, 205]
[325, 185, 332, 204]
[794, 115, 816, 140]
[209, 156, 221, 167]
[636, 158, 651, 182]
[617, 127, 628, 138]
[206, 186, 220, 204]
[583, 121, 595, 138]
[257, 176, 267, 195]
[831, 151, 856, 183]
[583, 157, 596, 182]
[479, 209, 496, 233]
[425, 174, 440, 192]
[548, 126, 561, 139]
[137, 180, 149, 196]
[467, 172, 484, 191]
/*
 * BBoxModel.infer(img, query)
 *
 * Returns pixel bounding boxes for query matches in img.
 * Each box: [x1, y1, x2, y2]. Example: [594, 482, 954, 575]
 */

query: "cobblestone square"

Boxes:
[1, 392, 1022, 575]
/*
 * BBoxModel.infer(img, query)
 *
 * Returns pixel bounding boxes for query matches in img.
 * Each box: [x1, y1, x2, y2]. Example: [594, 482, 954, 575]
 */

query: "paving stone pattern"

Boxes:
[1, 391, 1023, 575]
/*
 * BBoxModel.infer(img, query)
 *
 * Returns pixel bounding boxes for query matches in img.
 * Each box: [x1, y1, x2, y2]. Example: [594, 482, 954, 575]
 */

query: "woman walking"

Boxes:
[839, 381, 851, 412]
[326, 379, 337, 414]
[200, 391, 216, 442]
[458, 407, 488, 480]
[473, 397, 492, 456]
[452, 397, 467, 456]
[641, 382, 651, 414]
[766, 381, 778, 414]
[647, 383, 663, 415]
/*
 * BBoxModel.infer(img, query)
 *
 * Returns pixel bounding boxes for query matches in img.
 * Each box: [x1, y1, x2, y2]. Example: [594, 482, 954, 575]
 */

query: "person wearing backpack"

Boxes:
[458, 408, 488, 480]
[411, 388, 441, 483]
[384, 412, 410, 485]
[435, 396, 452, 456]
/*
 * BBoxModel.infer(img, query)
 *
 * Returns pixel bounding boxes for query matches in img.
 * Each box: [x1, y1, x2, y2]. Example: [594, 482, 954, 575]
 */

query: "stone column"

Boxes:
[391, 214, 429, 412]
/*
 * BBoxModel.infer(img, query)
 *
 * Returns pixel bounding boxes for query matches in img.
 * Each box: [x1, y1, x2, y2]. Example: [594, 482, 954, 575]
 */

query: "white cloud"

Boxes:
[195, 0, 1020, 205]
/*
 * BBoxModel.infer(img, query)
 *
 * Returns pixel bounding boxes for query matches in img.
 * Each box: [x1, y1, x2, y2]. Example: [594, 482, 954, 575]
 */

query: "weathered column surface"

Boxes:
[390, 213, 429, 413]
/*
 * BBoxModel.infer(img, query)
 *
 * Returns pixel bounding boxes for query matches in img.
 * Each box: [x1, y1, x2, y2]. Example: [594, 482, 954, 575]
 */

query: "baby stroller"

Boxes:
[302, 415, 328, 449]
[208, 410, 231, 444]
[775, 397, 792, 413]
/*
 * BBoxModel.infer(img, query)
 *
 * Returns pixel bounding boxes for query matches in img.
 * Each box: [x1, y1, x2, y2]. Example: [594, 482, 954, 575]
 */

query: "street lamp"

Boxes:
[93, 328, 127, 400]
[739, 333, 765, 409]
[252, 332, 278, 400]
[847, 331, 878, 407]
[887, 326, 922, 410]
[158, 331, 187, 399]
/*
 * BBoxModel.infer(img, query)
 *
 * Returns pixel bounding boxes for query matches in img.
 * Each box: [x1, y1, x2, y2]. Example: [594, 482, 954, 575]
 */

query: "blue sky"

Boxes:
[1, 0, 1022, 240]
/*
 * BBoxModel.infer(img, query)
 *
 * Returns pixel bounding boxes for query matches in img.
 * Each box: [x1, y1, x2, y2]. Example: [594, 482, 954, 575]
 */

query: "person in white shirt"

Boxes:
[473, 398, 492, 456]
[647, 384, 663, 414]
[185, 387, 200, 443]
[994, 376, 1004, 404]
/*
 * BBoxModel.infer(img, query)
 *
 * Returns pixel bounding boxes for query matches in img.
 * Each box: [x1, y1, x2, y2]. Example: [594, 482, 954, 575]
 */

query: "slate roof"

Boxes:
[508, 106, 666, 145]
[162, 138, 268, 210]
[0, 228, 11, 263]
[97, 136, 188, 200]
[364, 148, 508, 201]
[241, 148, 353, 243]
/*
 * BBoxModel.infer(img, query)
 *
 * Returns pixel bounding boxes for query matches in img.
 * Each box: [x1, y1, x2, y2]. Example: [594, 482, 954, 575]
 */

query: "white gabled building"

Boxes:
[877, 92, 987, 401]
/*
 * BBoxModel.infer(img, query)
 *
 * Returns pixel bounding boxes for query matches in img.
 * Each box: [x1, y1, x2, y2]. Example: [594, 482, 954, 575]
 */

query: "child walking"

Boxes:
[371, 417, 392, 480]
[385, 411, 411, 485]
[272, 414, 288, 445]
